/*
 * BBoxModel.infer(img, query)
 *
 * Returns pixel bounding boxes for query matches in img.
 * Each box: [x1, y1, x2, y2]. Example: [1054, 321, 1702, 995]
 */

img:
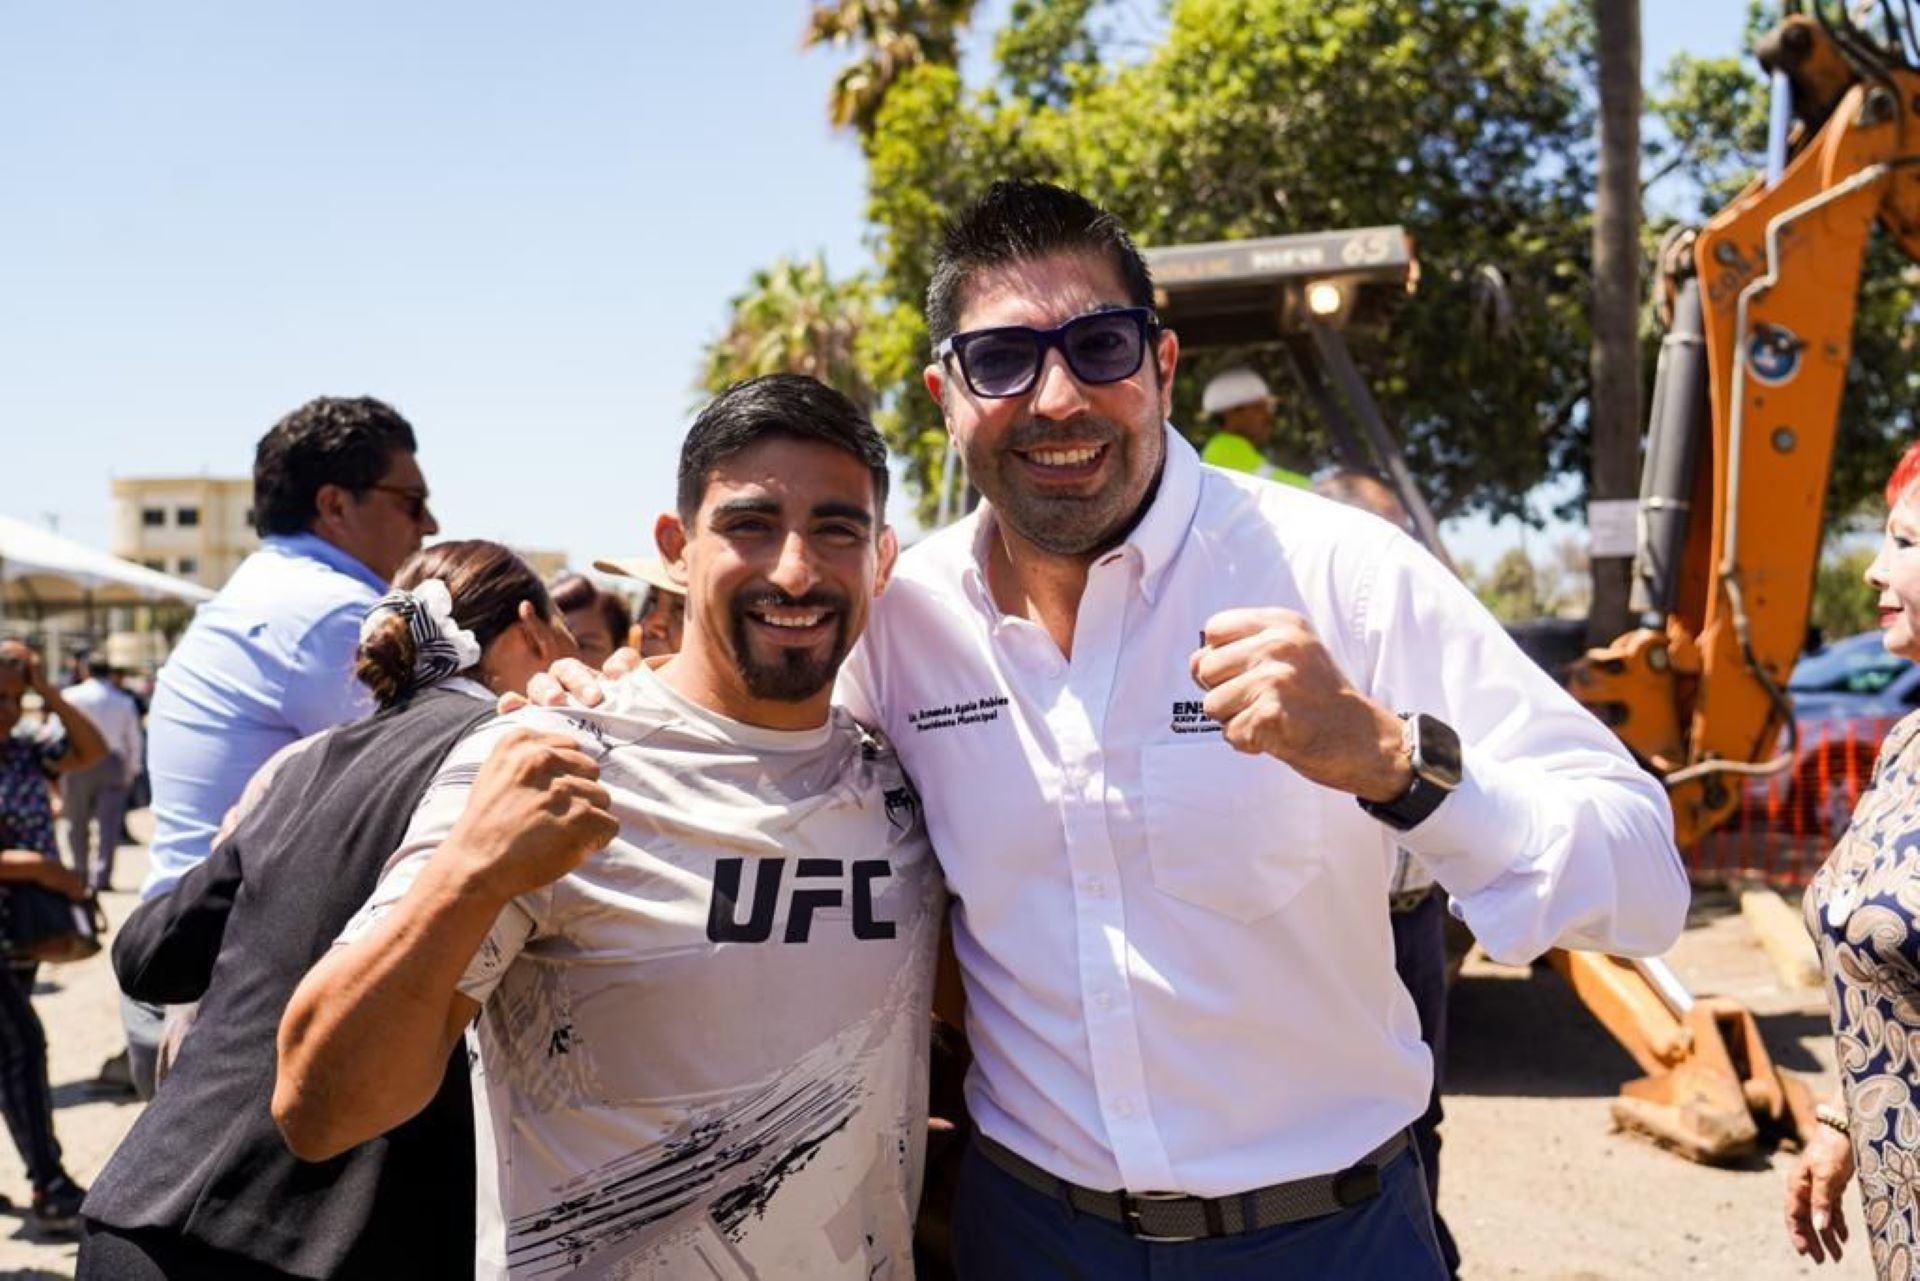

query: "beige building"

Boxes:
[111, 476, 259, 591]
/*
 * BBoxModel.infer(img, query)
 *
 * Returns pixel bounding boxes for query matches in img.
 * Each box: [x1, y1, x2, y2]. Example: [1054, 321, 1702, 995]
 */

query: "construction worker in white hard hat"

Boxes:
[1199, 366, 1311, 488]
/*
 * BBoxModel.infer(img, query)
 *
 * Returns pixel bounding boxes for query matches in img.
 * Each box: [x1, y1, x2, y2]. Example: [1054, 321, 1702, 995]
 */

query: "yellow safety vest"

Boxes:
[1200, 432, 1311, 489]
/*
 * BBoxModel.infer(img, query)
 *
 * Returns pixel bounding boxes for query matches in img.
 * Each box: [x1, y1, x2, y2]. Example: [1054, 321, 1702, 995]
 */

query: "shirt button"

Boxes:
[1083, 876, 1106, 897]
[1112, 1098, 1135, 1118]
[1095, 992, 1113, 1011]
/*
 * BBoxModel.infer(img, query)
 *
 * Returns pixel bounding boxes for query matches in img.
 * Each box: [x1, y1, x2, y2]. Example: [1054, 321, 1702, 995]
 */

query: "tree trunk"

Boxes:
[1587, 0, 1642, 646]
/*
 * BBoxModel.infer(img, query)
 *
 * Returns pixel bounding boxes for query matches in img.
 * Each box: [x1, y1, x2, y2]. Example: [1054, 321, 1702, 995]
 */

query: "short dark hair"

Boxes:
[676, 375, 890, 521]
[252, 397, 419, 537]
[549, 572, 633, 642]
[926, 179, 1156, 348]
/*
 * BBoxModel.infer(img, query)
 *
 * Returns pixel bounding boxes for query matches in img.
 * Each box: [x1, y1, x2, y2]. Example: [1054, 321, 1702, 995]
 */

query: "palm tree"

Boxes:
[1588, 0, 1642, 643]
[699, 254, 878, 412]
[804, 0, 978, 136]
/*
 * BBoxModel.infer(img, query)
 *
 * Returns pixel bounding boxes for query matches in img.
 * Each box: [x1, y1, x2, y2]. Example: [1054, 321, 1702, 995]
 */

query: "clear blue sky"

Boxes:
[2, 2, 1755, 570]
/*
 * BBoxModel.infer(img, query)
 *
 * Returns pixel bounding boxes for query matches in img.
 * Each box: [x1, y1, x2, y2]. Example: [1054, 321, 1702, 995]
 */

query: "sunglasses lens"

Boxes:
[1064, 313, 1145, 384]
[961, 332, 1042, 397]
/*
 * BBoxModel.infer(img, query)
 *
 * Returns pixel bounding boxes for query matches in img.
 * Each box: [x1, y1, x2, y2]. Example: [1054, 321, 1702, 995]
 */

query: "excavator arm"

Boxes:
[1578, 33, 1920, 844]
[1561, 7, 1920, 1163]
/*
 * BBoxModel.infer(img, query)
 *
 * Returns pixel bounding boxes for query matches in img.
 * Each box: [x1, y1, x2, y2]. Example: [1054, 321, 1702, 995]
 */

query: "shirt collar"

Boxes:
[438, 675, 496, 703]
[263, 532, 388, 594]
[960, 422, 1200, 612]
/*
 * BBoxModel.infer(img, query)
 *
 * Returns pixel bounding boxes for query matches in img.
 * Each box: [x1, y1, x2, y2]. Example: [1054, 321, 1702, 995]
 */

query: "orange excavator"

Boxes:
[1564, 0, 1920, 1162]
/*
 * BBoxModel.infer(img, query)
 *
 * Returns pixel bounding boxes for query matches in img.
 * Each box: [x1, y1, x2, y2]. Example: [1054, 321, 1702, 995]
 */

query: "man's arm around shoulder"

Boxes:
[274, 727, 617, 1161]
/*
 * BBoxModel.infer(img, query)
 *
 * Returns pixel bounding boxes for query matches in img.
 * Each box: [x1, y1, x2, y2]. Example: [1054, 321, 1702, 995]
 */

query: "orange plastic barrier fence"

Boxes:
[1689, 714, 1898, 886]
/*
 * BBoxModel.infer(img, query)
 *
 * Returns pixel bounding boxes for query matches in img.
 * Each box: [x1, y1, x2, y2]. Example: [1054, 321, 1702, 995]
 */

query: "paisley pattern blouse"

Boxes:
[1807, 709, 1920, 1281]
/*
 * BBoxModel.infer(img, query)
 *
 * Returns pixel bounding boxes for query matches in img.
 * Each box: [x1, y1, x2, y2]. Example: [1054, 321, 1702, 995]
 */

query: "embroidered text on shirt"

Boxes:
[906, 694, 1009, 733]
[1170, 700, 1223, 735]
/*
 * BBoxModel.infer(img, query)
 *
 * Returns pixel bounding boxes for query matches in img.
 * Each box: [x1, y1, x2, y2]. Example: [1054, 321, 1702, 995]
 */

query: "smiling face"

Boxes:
[656, 436, 895, 729]
[1867, 484, 1920, 661]
[926, 250, 1178, 558]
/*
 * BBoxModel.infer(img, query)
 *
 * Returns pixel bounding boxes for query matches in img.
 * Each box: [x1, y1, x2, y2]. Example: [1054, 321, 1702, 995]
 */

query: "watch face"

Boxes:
[1412, 714, 1463, 789]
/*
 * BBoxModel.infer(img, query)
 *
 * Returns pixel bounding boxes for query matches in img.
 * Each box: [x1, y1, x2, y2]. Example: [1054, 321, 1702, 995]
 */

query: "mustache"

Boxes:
[733, 588, 850, 616]
[1000, 413, 1124, 452]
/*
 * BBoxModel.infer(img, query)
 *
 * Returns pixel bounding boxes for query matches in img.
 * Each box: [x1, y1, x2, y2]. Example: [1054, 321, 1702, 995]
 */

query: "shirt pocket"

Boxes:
[1139, 740, 1326, 923]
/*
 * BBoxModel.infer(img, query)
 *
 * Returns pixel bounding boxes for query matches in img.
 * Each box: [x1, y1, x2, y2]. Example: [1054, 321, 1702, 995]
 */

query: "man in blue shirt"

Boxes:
[127, 396, 438, 1096]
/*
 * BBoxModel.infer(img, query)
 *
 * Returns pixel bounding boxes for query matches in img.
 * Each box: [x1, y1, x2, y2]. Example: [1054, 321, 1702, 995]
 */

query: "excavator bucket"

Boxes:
[1547, 951, 1813, 1164]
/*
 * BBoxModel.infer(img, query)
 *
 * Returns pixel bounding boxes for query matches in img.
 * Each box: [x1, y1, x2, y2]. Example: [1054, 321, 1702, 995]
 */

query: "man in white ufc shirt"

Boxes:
[275, 375, 937, 1280]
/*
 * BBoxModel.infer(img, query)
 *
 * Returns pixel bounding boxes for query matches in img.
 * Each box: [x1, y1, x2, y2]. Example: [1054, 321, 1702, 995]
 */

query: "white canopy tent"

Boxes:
[0, 513, 214, 616]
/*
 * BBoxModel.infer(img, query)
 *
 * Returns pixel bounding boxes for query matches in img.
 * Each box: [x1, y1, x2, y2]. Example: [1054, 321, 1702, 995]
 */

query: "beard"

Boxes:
[728, 588, 853, 703]
[965, 411, 1163, 556]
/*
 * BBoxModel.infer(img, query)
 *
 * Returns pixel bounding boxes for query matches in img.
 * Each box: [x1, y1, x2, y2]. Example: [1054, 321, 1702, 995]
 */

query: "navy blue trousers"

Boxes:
[1391, 888, 1460, 1275]
[0, 964, 66, 1192]
[952, 1139, 1448, 1280]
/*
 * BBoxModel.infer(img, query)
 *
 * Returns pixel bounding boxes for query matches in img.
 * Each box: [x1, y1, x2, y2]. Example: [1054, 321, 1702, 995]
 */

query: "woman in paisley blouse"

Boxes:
[1788, 441, 1920, 1278]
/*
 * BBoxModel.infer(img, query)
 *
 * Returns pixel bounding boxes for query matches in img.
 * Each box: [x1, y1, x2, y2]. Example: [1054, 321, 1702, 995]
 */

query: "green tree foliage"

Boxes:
[1810, 546, 1880, 641]
[804, 0, 980, 136]
[697, 255, 879, 412]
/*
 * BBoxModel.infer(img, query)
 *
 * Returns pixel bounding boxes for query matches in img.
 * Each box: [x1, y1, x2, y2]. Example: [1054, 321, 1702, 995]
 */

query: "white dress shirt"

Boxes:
[838, 426, 1687, 1197]
[61, 677, 144, 785]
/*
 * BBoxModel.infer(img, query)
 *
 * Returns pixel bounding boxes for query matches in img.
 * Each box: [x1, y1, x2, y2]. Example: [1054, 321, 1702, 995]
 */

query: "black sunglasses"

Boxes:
[936, 306, 1159, 399]
[365, 483, 432, 522]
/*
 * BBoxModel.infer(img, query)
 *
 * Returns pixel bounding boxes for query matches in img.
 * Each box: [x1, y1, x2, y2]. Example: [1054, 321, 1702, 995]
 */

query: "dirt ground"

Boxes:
[0, 820, 1862, 1279]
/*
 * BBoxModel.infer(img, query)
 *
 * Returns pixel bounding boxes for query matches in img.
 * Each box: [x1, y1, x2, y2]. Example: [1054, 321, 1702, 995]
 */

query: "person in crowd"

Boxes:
[547, 571, 632, 669]
[77, 541, 577, 1279]
[129, 396, 437, 1098]
[593, 554, 687, 658]
[277, 376, 937, 1280]
[1198, 365, 1309, 487]
[0, 639, 106, 1233]
[1786, 440, 1920, 1278]
[542, 191, 1686, 1280]
[57, 654, 144, 892]
[820, 180, 1684, 1277]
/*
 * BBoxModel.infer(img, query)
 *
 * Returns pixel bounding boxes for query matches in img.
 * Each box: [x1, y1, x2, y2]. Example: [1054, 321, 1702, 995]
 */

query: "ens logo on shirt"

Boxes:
[1170, 699, 1223, 735]
[706, 857, 897, 945]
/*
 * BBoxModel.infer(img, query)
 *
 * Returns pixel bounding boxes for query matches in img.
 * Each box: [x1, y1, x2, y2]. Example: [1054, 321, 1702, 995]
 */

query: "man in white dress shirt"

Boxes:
[833, 180, 1689, 1278]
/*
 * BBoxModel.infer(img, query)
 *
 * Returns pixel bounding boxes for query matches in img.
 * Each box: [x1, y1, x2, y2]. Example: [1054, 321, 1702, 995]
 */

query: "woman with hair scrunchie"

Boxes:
[78, 540, 577, 1280]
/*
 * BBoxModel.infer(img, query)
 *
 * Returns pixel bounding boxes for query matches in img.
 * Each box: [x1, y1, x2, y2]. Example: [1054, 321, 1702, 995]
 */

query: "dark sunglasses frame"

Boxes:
[935, 306, 1160, 399]
[364, 483, 432, 522]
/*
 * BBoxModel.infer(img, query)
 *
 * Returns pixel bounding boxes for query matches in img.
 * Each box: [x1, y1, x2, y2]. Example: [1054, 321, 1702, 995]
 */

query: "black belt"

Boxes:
[973, 1129, 1408, 1242]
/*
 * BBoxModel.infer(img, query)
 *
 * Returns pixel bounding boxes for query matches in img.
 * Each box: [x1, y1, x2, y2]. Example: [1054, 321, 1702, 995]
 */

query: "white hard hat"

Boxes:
[1201, 367, 1272, 416]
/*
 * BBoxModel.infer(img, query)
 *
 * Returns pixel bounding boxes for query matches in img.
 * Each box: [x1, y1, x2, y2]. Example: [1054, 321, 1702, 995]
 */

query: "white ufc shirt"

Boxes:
[838, 426, 1686, 1197]
[346, 666, 940, 1279]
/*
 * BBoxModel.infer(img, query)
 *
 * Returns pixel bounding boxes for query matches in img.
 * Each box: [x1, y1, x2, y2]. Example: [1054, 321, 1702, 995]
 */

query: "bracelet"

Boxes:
[1814, 1103, 1851, 1137]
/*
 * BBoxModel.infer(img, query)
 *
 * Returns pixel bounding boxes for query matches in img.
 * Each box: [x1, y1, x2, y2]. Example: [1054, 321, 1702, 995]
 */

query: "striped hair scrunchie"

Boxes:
[358, 578, 484, 695]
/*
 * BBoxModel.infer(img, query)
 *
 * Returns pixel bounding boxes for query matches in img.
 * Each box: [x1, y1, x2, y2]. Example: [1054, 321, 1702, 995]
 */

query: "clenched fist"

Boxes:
[1190, 607, 1411, 803]
[442, 728, 620, 902]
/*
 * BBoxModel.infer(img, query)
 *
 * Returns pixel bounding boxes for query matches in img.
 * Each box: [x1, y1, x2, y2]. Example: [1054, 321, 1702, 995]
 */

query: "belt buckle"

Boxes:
[1122, 1190, 1199, 1243]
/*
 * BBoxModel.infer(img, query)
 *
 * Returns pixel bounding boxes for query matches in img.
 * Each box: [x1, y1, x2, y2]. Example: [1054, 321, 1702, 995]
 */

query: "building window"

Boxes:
[142, 559, 165, 572]
[176, 506, 200, 528]
[176, 557, 198, 577]
[141, 508, 165, 528]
